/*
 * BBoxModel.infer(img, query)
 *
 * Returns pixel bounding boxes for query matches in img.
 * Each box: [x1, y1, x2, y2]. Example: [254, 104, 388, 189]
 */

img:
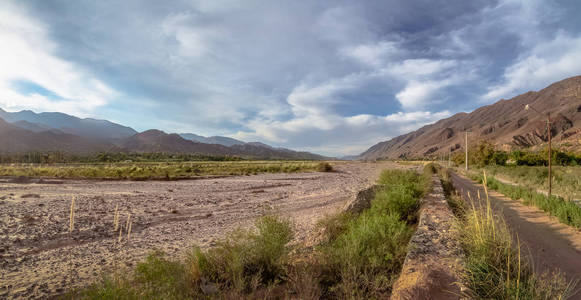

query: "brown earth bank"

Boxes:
[0, 162, 406, 299]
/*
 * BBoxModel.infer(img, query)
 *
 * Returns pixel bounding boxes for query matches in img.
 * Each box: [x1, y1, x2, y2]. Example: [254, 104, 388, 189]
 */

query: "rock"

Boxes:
[343, 185, 379, 215]
[200, 282, 219, 295]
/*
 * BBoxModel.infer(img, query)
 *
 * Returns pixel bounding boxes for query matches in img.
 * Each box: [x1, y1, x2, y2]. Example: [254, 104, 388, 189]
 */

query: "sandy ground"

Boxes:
[0, 161, 402, 299]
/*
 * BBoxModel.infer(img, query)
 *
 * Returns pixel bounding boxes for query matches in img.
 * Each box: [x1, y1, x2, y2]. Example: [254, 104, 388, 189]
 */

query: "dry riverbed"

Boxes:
[0, 161, 406, 299]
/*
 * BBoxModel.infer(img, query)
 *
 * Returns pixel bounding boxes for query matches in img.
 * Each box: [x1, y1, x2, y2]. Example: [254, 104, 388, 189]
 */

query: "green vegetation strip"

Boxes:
[0, 161, 333, 180]
[482, 165, 581, 201]
[317, 166, 432, 298]
[439, 168, 572, 299]
[76, 166, 432, 299]
[467, 171, 581, 229]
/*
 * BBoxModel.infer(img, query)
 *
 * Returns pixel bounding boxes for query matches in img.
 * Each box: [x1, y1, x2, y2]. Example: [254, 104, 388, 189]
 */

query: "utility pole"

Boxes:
[525, 104, 552, 199]
[548, 112, 552, 198]
[465, 131, 469, 171]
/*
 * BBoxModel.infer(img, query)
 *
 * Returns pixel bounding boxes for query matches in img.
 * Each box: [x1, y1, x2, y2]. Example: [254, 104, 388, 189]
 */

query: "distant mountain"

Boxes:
[11, 120, 52, 132]
[340, 155, 359, 161]
[230, 143, 327, 160]
[125, 130, 326, 159]
[0, 117, 115, 153]
[0, 108, 327, 159]
[0, 108, 137, 140]
[179, 133, 326, 159]
[246, 142, 275, 149]
[179, 133, 245, 146]
[359, 75, 581, 160]
[120, 130, 232, 155]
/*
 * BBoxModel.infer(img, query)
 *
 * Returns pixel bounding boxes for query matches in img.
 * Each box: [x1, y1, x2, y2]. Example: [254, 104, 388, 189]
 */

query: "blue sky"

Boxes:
[1, 0, 581, 156]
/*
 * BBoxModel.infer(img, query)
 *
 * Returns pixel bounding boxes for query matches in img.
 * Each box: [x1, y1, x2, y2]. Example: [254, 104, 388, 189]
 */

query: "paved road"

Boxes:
[450, 172, 581, 298]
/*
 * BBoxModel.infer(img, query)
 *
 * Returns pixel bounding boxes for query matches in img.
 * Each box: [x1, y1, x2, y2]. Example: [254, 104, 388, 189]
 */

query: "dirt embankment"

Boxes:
[0, 162, 402, 299]
[391, 175, 465, 299]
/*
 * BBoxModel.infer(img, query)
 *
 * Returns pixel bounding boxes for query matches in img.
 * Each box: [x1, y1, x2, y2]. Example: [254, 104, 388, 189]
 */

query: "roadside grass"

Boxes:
[76, 165, 433, 299]
[467, 172, 581, 229]
[317, 165, 433, 298]
[0, 161, 333, 180]
[440, 169, 573, 299]
[482, 165, 581, 201]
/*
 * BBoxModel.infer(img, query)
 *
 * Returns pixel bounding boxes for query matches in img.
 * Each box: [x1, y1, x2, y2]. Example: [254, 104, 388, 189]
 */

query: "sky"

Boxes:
[1, 0, 581, 156]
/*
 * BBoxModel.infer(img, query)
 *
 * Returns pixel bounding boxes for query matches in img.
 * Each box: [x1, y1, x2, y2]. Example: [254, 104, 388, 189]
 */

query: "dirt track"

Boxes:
[451, 172, 581, 299]
[0, 162, 402, 299]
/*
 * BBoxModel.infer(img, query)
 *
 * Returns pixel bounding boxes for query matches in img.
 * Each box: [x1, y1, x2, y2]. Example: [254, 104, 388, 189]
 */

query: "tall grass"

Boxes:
[482, 165, 581, 201]
[0, 161, 332, 180]
[187, 215, 294, 293]
[318, 166, 432, 298]
[468, 172, 581, 229]
[443, 170, 573, 299]
[80, 215, 294, 299]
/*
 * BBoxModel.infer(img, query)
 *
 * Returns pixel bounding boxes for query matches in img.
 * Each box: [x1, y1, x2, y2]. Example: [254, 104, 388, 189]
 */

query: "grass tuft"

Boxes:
[187, 215, 293, 292]
[468, 172, 581, 229]
[443, 169, 574, 299]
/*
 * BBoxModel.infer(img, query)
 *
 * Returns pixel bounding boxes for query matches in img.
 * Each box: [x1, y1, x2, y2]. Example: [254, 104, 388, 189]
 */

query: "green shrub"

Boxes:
[317, 212, 352, 243]
[81, 216, 293, 298]
[321, 169, 429, 298]
[327, 212, 411, 297]
[81, 252, 194, 300]
[316, 162, 333, 172]
[187, 215, 294, 292]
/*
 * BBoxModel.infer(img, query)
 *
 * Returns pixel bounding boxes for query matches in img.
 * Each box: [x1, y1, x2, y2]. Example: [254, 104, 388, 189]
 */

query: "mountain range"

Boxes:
[178, 133, 245, 147]
[0, 108, 136, 140]
[0, 108, 326, 160]
[359, 75, 581, 160]
[4, 75, 580, 160]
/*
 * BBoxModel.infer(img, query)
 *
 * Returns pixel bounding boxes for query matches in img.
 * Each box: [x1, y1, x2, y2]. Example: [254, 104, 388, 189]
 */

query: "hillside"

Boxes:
[179, 133, 245, 146]
[360, 75, 581, 160]
[0, 109, 327, 160]
[119, 130, 234, 155]
[122, 130, 327, 160]
[0, 117, 115, 153]
[0, 108, 137, 140]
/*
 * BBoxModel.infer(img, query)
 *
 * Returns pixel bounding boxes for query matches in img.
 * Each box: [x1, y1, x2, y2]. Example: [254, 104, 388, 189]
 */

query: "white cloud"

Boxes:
[395, 81, 446, 109]
[340, 41, 400, 67]
[483, 33, 581, 101]
[234, 110, 450, 156]
[0, 2, 115, 117]
[387, 59, 457, 78]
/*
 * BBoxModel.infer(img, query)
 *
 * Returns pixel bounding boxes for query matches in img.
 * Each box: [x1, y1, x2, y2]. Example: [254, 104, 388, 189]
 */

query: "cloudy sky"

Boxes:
[1, 0, 581, 156]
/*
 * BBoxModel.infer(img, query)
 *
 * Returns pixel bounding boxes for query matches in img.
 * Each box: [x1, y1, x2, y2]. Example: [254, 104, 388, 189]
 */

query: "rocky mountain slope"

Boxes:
[360, 75, 581, 160]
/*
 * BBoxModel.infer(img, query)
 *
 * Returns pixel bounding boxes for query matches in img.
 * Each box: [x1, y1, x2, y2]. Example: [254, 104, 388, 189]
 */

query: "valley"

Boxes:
[0, 161, 399, 298]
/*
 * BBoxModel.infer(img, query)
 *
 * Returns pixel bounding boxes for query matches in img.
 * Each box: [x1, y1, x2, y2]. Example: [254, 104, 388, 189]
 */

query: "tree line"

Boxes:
[450, 140, 581, 167]
[0, 152, 244, 164]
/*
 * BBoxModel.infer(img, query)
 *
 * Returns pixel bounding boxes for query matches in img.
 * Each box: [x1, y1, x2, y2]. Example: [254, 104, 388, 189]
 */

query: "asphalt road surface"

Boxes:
[450, 172, 581, 299]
